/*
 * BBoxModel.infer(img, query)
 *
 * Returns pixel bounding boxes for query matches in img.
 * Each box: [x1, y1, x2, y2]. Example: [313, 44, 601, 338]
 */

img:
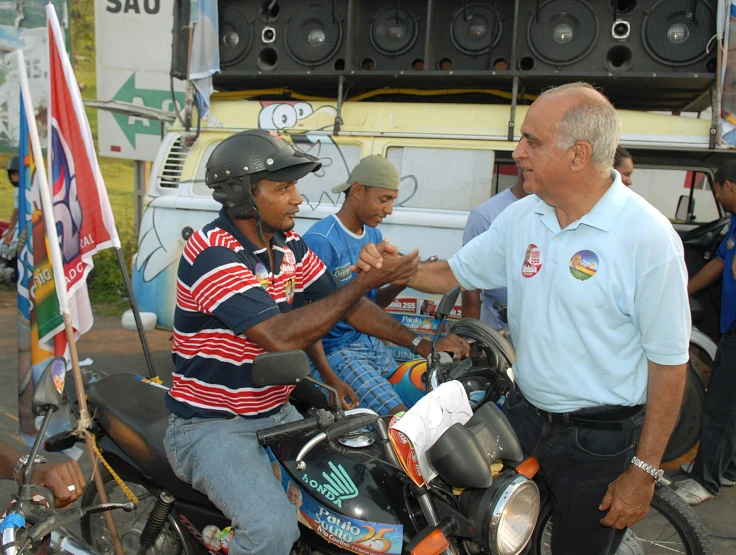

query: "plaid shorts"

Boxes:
[311, 336, 403, 416]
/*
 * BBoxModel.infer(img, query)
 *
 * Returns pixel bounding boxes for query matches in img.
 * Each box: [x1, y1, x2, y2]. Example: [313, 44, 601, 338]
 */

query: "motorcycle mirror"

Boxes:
[32, 357, 67, 416]
[252, 351, 311, 387]
[435, 286, 461, 321]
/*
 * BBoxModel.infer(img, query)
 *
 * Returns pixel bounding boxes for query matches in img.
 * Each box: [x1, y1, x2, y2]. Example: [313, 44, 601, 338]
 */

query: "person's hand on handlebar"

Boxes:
[325, 377, 360, 410]
[436, 334, 471, 359]
[29, 460, 86, 508]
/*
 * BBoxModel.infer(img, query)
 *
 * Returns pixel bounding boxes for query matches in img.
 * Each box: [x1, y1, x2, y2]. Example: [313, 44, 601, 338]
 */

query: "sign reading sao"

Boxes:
[95, 0, 185, 161]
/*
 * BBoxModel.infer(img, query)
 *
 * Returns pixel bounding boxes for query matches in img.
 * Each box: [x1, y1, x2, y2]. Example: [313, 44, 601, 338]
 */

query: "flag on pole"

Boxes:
[46, 4, 120, 339]
[17, 91, 65, 363]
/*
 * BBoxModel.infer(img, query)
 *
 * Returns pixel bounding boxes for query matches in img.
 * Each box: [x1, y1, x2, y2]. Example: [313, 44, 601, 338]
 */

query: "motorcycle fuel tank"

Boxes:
[268, 436, 412, 555]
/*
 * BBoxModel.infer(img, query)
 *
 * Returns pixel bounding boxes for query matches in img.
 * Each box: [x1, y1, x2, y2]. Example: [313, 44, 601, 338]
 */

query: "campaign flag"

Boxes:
[46, 4, 120, 338]
[16, 80, 65, 436]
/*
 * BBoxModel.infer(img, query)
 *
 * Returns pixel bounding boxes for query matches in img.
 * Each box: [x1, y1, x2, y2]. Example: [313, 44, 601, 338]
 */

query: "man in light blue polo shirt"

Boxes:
[354, 83, 690, 554]
[461, 167, 528, 329]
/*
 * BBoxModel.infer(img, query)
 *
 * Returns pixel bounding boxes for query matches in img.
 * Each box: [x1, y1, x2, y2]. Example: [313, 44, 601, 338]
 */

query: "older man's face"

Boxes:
[512, 95, 574, 201]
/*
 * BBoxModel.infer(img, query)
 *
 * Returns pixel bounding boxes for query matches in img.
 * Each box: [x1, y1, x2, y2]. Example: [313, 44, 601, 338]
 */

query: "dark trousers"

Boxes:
[503, 387, 644, 555]
[692, 330, 736, 494]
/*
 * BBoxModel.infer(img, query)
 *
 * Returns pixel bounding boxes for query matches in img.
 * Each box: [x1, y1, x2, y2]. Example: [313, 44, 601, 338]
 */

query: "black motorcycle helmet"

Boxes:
[205, 130, 321, 231]
[6, 156, 19, 187]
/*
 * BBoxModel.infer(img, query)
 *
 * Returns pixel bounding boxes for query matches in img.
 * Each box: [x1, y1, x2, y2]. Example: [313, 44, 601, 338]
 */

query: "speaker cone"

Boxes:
[643, 0, 715, 67]
[285, 4, 343, 66]
[451, 4, 503, 55]
[219, 6, 253, 67]
[370, 7, 419, 56]
[527, 0, 598, 66]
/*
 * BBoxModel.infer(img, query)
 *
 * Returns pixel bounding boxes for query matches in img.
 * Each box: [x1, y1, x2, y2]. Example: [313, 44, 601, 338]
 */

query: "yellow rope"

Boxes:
[87, 432, 140, 505]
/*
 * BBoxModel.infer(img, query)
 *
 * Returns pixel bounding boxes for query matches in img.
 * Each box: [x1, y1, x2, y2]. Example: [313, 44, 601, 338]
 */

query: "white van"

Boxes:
[132, 99, 731, 358]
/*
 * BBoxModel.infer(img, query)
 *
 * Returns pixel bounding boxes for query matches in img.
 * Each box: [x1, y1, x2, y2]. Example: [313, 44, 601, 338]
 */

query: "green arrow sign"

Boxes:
[112, 73, 185, 149]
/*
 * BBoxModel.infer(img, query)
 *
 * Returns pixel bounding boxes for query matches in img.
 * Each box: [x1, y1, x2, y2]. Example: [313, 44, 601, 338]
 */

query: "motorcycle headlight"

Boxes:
[461, 472, 540, 555]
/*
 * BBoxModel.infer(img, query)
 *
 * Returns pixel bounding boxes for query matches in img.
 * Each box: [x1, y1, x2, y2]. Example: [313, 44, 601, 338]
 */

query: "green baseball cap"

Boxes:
[331, 154, 400, 194]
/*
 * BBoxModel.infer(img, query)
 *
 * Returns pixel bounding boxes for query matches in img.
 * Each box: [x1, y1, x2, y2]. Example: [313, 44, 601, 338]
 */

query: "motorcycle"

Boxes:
[49, 288, 542, 555]
[1, 357, 133, 555]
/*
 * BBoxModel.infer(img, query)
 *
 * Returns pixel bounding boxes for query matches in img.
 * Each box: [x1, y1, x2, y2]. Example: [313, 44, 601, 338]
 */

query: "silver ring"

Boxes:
[67, 485, 76, 492]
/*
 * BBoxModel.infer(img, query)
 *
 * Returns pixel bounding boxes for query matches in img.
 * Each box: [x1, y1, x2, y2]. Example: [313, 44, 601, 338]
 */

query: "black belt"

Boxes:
[534, 404, 644, 430]
[515, 388, 644, 431]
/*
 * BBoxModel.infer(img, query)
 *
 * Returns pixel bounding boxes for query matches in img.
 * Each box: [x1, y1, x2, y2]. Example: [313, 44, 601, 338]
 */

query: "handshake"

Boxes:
[350, 239, 422, 289]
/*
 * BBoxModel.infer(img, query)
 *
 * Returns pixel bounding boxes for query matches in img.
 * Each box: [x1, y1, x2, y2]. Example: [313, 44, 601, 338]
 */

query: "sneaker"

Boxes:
[680, 462, 736, 487]
[675, 478, 715, 505]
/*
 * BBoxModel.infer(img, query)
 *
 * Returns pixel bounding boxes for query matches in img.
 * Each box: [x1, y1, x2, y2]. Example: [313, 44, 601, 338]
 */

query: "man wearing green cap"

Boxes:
[304, 155, 460, 415]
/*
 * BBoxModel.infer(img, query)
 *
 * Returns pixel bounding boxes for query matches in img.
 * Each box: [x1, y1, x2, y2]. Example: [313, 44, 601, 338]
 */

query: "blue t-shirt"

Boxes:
[463, 188, 520, 329]
[303, 215, 382, 351]
[716, 215, 736, 334]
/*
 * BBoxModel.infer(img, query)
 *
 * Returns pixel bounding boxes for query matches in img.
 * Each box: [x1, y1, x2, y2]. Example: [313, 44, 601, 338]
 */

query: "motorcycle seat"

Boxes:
[86, 373, 214, 507]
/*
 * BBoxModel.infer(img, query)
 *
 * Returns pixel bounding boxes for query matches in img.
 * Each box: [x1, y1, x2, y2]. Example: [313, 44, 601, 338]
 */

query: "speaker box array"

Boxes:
[171, 0, 720, 111]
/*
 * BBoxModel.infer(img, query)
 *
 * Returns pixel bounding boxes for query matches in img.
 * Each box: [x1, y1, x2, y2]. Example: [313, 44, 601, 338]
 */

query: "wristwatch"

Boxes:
[409, 335, 424, 355]
[631, 456, 665, 483]
[13, 454, 48, 483]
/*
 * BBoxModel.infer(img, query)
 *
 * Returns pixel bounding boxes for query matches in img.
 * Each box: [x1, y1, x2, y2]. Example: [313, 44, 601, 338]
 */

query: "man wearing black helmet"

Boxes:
[163, 130, 469, 555]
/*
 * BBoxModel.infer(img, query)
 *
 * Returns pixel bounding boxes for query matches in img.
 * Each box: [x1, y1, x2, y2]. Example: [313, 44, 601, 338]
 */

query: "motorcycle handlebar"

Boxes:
[257, 417, 320, 445]
[323, 414, 379, 441]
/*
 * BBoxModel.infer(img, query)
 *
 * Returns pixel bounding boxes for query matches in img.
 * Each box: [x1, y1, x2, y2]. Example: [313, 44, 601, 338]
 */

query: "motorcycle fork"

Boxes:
[412, 486, 461, 555]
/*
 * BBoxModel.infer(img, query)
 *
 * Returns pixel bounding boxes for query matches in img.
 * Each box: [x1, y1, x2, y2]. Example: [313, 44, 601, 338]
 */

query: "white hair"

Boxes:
[539, 82, 621, 170]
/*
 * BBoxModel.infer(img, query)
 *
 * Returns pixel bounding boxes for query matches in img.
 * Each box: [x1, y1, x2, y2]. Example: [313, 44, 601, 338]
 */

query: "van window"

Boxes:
[192, 139, 363, 205]
[494, 163, 519, 195]
[386, 147, 494, 211]
[630, 169, 719, 224]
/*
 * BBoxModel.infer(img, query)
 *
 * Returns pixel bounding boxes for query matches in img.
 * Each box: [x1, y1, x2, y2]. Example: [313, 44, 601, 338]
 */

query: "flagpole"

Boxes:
[16, 49, 126, 555]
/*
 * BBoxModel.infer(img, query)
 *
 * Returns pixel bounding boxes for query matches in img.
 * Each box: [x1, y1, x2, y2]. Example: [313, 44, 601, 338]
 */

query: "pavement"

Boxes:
[0, 291, 735, 553]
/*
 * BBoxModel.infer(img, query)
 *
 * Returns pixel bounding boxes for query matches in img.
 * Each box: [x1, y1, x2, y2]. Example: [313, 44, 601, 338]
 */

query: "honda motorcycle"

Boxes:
[50, 288, 542, 555]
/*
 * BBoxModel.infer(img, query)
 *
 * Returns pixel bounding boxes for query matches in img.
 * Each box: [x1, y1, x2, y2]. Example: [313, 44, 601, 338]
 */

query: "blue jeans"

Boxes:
[164, 404, 302, 555]
[503, 387, 643, 555]
[691, 330, 736, 494]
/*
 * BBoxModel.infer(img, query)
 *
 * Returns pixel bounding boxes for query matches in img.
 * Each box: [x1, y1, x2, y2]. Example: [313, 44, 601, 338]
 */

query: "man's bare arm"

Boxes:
[688, 257, 723, 295]
[600, 361, 687, 529]
[246, 251, 419, 351]
[462, 289, 481, 319]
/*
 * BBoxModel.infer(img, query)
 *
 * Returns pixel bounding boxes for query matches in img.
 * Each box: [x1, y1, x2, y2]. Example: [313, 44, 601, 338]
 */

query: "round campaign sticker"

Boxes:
[255, 263, 270, 289]
[569, 250, 600, 281]
[284, 277, 296, 304]
[521, 244, 542, 278]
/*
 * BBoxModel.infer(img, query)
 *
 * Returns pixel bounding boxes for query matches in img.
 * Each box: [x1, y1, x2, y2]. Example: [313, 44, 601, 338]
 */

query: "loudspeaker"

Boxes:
[427, 1, 515, 71]
[515, 0, 717, 75]
[172, 1, 351, 81]
[351, 0, 428, 71]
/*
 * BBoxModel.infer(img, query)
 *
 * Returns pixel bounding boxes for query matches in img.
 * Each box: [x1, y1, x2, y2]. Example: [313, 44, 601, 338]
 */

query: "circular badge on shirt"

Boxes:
[727, 237, 735, 250]
[255, 263, 270, 289]
[569, 250, 600, 281]
[521, 244, 542, 278]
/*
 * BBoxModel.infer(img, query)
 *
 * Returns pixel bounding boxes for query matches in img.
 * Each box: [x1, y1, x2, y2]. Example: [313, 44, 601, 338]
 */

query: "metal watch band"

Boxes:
[13, 454, 47, 482]
[409, 336, 423, 354]
[631, 456, 664, 482]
